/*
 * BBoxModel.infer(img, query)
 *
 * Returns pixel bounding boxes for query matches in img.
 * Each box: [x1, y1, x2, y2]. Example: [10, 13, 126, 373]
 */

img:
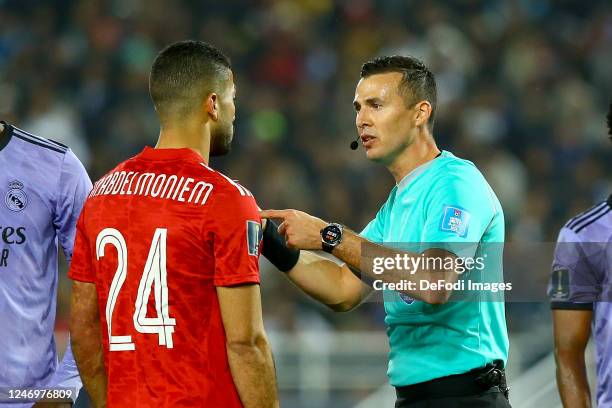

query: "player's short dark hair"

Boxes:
[607, 101, 611, 142]
[361, 55, 437, 131]
[150, 40, 232, 122]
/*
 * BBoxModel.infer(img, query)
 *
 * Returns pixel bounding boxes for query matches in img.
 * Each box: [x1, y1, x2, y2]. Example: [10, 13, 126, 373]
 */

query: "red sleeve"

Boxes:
[68, 210, 95, 283]
[208, 186, 261, 287]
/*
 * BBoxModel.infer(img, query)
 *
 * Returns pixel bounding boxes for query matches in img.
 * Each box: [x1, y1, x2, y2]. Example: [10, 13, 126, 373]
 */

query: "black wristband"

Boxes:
[261, 219, 300, 272]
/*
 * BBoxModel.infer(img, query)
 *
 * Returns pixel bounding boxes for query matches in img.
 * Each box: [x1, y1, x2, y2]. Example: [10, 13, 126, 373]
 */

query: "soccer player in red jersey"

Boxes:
[68, 41, 279, 408]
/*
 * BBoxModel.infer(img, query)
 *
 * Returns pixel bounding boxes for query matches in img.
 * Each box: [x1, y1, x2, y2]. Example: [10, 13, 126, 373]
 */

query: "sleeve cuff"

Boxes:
[214, 274, 260, 287]
[551, 301, 593, 310]
[68, 273, 95, 283]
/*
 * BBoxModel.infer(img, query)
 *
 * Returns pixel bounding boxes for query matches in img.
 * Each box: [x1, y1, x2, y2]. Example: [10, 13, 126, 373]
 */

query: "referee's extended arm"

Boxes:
[261, 209, 463, 306]
[260, 216, 369, 311]
[285, 250, 370, 312]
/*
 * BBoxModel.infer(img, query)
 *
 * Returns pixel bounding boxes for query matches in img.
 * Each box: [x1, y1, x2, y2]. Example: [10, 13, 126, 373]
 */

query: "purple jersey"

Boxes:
[549, 196, 612, 406]
[0, 124, 91, 405]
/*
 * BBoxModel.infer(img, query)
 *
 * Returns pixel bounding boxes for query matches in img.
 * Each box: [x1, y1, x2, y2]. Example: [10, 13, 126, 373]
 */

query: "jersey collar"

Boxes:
[138, 146, 205, 162]
[0, 121, 13, 153]
[397, 150, 450, 193]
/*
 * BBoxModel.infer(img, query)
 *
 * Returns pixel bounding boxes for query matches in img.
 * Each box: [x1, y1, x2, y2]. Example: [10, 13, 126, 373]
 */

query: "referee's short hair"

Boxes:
[361, 56, 437, 131]
[150, 40, 232, 123]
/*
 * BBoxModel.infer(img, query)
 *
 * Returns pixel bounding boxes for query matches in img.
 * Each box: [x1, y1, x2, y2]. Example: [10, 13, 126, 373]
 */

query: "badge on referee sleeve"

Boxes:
[440, 205, 471, 237]
[246, 220, 263, 256]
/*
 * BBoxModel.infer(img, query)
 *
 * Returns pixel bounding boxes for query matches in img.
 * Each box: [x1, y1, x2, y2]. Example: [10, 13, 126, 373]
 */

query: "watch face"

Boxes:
[322, 225, 342, 245]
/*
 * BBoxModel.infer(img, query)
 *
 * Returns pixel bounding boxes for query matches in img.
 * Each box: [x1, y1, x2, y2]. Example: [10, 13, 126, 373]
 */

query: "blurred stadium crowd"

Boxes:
[1, 0, 611, 375]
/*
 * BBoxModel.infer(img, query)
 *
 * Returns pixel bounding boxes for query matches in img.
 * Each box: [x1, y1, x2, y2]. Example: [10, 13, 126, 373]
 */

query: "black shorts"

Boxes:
[395, 389, 512, 407]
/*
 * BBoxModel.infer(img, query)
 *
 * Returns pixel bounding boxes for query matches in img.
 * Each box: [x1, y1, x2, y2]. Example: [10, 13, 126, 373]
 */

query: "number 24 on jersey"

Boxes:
[96, 228, 176, 352]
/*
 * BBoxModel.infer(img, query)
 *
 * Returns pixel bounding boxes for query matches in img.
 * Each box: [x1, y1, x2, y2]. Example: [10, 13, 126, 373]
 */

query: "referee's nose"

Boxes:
[356, 106, 374, 130]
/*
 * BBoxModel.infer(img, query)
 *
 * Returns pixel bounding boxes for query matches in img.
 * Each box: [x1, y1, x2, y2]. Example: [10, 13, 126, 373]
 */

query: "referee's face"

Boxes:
[354, 72, 417, 165]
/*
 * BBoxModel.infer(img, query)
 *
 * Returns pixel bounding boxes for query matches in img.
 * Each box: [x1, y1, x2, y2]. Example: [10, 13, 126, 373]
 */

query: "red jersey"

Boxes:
[69, 147, 262, 407]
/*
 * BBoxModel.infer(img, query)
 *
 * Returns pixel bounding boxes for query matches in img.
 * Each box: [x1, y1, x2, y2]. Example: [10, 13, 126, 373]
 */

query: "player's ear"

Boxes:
[414, 100, 432, 128]
[205, 93, 219, 121]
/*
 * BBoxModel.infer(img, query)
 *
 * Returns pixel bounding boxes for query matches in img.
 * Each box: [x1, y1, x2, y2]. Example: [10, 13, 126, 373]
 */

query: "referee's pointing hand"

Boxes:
[260, 209, 327, 250]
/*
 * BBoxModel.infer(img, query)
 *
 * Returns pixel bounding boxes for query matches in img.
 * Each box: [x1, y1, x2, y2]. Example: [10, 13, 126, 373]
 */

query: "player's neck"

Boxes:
[155, 121, 211, 163]
[387, 134, 440, 184]
[0, 123, 5, 141]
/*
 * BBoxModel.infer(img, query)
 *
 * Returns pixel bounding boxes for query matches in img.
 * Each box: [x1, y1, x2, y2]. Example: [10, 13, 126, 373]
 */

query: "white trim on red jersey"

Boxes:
[199, 163, 252, 197]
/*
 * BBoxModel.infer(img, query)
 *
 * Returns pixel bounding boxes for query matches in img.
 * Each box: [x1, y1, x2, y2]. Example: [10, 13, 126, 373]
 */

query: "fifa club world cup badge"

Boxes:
[5, 180, 28, 212]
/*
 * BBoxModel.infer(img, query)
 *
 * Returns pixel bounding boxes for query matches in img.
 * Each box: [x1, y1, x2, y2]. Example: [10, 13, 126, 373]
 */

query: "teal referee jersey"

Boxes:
[361, 150, 508, 387]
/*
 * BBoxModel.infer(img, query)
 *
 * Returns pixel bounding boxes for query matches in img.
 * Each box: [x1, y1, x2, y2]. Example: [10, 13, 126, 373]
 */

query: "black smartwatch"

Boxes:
[320, 223, 343, 253]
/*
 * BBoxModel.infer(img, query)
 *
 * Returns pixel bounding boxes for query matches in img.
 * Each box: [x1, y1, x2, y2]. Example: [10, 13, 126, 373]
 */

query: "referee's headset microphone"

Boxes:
[350, 135, 360, 150]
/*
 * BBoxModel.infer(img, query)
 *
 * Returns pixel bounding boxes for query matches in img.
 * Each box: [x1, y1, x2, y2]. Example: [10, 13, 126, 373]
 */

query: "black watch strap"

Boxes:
[322, 241, 335, 253]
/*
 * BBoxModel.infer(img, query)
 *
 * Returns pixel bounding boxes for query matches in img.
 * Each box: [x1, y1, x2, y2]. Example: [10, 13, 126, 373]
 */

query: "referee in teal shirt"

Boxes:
[260, 56, 511, 407]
